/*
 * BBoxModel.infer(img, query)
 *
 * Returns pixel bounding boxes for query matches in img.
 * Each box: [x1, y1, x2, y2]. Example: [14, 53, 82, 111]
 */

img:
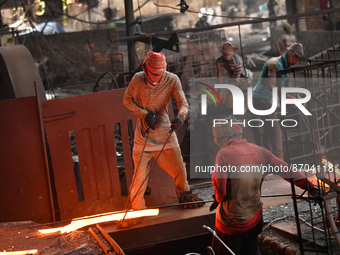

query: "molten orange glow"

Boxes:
[0, 250, 38, 254]
[309, 175, 318, 185]
[309, 174, 330, 189]
[319, 178, 330, 189]
[39, 209, 159, 234]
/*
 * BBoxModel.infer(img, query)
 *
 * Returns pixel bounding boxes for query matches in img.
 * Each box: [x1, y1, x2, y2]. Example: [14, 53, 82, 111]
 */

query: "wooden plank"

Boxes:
[89, 227, 111, 255]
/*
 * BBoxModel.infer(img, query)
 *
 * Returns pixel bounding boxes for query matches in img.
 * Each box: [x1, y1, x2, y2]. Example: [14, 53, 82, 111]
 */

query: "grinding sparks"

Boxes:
[39, 209, 159, 234]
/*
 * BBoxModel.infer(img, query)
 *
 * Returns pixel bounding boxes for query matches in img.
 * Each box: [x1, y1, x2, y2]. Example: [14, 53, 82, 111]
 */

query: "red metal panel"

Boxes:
[42, 89, 178, 220]
[0, 97, 53, 223]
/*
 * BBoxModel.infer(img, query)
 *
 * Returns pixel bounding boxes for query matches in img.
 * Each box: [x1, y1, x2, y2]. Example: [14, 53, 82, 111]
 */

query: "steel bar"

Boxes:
[203, 225, 235, 255]
[35, 82, 56, 222]
[123, 129, 173, 217]
[153, 200, 214, 208]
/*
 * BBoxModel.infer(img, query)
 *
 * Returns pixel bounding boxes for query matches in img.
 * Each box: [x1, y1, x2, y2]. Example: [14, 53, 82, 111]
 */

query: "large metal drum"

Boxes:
[0, 45, 46, 101]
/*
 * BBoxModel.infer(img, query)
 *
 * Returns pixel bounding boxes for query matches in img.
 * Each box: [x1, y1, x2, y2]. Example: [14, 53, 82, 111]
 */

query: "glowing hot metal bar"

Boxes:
[39, 209, 159, 234]
[0, 250, 38, 255]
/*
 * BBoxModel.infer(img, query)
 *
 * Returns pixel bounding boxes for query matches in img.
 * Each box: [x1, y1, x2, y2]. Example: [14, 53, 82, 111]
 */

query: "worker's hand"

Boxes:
[170, 115, 183, 131]
[178, 191, 205, 209]
[145, 111, 158, 130]
[209, 194, 219, 211]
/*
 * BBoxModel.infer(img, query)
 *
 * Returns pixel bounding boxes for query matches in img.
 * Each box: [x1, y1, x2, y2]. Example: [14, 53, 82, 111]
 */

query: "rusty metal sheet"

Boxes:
[0, 96, 54, 223]
[42, 89, 177, 220]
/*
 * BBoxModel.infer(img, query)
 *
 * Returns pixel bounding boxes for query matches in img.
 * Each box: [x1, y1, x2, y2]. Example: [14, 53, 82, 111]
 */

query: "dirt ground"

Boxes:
[0, 221, 104, 255]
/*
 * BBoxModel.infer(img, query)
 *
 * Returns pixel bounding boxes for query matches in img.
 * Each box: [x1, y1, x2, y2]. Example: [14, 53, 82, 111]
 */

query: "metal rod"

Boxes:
[123, 129, 174, 220]
[35, 82, 56, 222]
[123, 128, 151, 219]
[203, 225, 236, 255]
[261, 194, 294, 197]
[238, 24, 248, 84]
[153, 200, 213, 208]
[278, 69, 305, 254]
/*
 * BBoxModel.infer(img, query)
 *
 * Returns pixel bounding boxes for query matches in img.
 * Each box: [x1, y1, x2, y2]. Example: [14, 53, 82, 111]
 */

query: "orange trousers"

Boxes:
[130, 147, 190, 209]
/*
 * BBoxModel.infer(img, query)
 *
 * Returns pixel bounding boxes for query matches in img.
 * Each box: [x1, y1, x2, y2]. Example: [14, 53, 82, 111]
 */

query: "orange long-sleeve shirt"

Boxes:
[123, 71, 188, 151]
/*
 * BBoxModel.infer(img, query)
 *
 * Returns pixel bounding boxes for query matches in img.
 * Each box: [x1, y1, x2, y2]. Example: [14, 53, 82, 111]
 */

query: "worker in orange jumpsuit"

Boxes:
[123, 51, 204, 212]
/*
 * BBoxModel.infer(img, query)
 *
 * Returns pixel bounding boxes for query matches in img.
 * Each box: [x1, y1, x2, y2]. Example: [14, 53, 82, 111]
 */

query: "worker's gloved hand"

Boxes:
[170, 115, 183, 131]
[145, 111, 158, 130]
[116, 218, 143, 229]
[179, 191, 205, 209]
[209, 194, 219, 211]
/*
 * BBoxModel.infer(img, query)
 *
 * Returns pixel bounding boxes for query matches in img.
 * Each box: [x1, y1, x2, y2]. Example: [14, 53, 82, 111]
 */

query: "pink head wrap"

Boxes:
[142, 51, 167, 86]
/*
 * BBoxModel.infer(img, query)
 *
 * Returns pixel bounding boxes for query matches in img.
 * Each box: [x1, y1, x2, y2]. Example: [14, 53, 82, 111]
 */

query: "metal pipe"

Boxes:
[124, 0, 139, 72]
[203, 225, 236, 255]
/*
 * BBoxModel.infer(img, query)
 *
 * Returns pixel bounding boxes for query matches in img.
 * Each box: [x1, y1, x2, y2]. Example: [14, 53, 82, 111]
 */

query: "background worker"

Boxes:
[123, 51, 204, 212]
[216, 42, 251, 80]
[267, 0, 278, 28]
[216, 42, 253, 109]
[210, 116, 318, 255]
[134, 17, 145, 51]
[275, 22, 297, 55]
[252, 43, 304, 160]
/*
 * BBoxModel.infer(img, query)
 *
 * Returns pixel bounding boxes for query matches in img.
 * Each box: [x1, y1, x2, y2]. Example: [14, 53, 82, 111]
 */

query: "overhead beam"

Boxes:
[111, 8, 340, 43]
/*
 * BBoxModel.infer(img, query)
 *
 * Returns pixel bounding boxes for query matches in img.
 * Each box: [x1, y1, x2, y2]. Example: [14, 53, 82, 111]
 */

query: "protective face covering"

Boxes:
[142, 51, 167, 86]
